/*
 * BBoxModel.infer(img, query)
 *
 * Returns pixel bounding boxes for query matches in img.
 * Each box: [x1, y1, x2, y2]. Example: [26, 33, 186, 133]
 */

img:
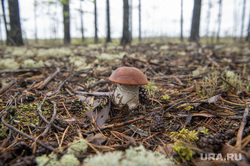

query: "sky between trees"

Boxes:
[0, 0, 249, 41]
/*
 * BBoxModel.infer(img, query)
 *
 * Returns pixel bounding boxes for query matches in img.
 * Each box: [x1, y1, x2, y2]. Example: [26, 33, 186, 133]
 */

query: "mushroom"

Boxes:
[109, 66, 148, 109]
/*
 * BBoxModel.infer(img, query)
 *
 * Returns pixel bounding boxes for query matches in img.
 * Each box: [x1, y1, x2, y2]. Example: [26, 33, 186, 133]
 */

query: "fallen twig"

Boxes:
[236, 105, 249, 149]
[37, 67, 60, 90]
[0, 68, 40, 74]
[0, 80, 15, 95]
[1, 113, 55, 152]
[41, 101, 57, 137]
[82, 117, 145, 135]
[37, 95, 64, 131]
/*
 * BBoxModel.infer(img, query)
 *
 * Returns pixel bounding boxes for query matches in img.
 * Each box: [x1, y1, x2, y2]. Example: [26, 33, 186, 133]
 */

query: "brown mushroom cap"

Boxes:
[109, 66, 148, 85]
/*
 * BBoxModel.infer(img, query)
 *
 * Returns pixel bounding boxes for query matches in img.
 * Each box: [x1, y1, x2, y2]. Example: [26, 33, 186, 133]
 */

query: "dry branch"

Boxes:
[37, 67, 60, 90]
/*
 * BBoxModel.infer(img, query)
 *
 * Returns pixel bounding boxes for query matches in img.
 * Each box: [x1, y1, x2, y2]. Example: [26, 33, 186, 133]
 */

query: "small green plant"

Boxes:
[161, 94, 170, 101]
[221, 70, 243, 92]
[184, 105, 194, 111]
[246, 77, 250, 91]
[170, 128, 198, 160]
[200, 127, 209, 135]
[194, 80, 202, 98]
[194, 72, 219, 98]
[144, 81, 158, 96]
[172, 141, 196, 161]
[170, 128, 198, 142]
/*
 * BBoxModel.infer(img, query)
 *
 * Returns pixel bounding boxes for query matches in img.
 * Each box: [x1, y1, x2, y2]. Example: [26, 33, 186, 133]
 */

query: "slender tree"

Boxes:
[233, 0, 238, 41]
[63, 0, 70, 44]
[240, 0, 246, 40]
[34, 0, 38, 43]
[129, 0, 132, 41]
[216, 0, 222, 42]
[121, 0, 131, 45]
[94, 0, 98, 43]
[189, 0, 202, 42]
[246, 12, 250, 42]
[7, 0, 23, 46]
[205, 0, 212, 42]
[138, 0, 141, 41]
[180, 0, 183, 41]
[0, 12, 2, 44]
[79, 0, 84, 42]
[106, 0, 111, 42]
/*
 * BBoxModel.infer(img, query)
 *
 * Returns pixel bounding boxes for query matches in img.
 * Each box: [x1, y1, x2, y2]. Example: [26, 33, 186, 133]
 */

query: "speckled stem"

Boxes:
[113, 84, 139, 109]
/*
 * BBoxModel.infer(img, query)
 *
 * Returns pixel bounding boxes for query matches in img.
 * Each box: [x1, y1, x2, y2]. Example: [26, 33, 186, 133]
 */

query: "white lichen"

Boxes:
[36, 153, 60, 166]
[0, 58, 20, 70]
[85, 145, 174, 166]
[22, 59, 44, 69]
[36, 48, 72, 60]
[67, 139, 88, 156]
[97, 53, 123, 62]
[60, 154, 80, 166]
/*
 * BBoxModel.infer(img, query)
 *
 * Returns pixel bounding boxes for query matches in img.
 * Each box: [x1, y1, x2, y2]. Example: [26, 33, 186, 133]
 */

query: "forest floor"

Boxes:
[0, 41, 249, 166]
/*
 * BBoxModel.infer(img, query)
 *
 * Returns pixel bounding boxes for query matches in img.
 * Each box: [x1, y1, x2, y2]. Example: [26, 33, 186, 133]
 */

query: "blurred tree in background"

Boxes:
[62, 0, 71, 44]
[1, 0, 23, 46]
[120, 0, 131, 45]
[189, 0, 201, 42]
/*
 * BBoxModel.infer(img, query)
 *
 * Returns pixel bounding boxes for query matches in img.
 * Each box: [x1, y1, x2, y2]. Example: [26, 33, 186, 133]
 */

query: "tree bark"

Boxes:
[246, 12, 250, 42]
[129, 0, 132, 41]
[205, 0, 212, 42]
[120, 0, 131, 45]
[63, 0, 71, 45]
[106, 0, 111, 42]
[94, 0, 98, 43]
[240, 0, 246, 40]
[34, 0, 38, 43]
[180, 0, 183, 41]
[7, 0, 23, 46]
[79, 0, 84, 42]
[138, 0, 141, 41]
[189, 0, 202, 42]
[216, 0, 222, 43]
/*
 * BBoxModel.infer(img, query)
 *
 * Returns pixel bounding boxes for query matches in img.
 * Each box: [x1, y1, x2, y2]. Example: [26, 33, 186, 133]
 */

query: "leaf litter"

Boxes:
[0, 42, 249, 165]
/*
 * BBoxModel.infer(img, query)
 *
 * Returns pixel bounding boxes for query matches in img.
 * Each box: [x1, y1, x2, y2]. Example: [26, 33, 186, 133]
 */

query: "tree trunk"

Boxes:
[216, 0, 222, 43]
[120, 0, 131, 45]
[138, 0, 141, 41]
[129, 0, 132, 42]
[189, 0, 202, 42]
[106, 0, 111, 42]
[7, 0, 23, 46]
[94, 0, 98, 43]
[246, 12, 250, 42]
[63, 0, 70, 45]
[240, 0, 246, 40]
[79, 0, 84, 42]
[205, 0, 212, 43]
[180, 0, 183, 41]
[34, 0, 38, 43]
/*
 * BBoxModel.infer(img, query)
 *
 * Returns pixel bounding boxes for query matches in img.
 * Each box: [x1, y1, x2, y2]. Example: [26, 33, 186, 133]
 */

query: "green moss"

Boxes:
[170, 129, 198, 160]
[161, 94, 170, 101]
[200, 127, 209, 135]
[172, 141, 195, 161]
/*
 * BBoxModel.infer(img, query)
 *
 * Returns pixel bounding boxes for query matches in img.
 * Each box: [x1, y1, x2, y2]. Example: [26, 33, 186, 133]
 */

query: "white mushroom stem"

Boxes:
[113, 84, 139, 109]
